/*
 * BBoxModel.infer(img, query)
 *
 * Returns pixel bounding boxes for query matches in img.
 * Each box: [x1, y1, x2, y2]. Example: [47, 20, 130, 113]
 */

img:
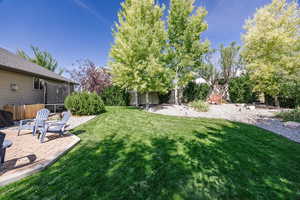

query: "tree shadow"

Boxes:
[193, 130, 208, 139]
[69, 129, 86, 136]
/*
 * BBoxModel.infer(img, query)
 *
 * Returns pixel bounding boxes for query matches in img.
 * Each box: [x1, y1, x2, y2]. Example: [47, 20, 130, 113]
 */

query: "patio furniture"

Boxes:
[18, 109, 50, 136]
[39, 111, 72, 143]
[0, 132, 13, 166]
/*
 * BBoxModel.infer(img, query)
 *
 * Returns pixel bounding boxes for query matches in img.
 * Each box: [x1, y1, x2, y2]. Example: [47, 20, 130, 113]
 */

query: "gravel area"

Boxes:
[0, 115, 96, 179]
[149, 104, 300, 143]
[66, 115, 96, 130]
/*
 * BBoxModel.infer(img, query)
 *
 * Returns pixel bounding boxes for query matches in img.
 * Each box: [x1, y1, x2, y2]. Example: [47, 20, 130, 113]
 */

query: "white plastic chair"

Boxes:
[18, 109, 50, 136]
[39, 111, 71, 143]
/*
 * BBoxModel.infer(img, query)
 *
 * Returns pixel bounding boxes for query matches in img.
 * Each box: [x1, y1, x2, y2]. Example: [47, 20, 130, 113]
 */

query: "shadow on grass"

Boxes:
[71, 129, 86, 136]
[1, 123, 300, 200]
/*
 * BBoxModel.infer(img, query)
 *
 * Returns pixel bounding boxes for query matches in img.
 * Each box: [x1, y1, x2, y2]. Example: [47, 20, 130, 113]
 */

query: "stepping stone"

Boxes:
[284, 121, 300, 129]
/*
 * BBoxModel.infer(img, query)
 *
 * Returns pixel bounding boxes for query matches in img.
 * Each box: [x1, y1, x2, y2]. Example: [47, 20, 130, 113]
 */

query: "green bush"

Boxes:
[266, 95, 298, 108]
[229, 74, 257, 103]
[278, 80, 300, 108]
[263, 93, 298, 108]
[65, 92, 105, 116]
[183, 82, 210, 103]
[276, 107, 300, 122]
[100, 86, 129, 106]
[189, 100, 209, 112]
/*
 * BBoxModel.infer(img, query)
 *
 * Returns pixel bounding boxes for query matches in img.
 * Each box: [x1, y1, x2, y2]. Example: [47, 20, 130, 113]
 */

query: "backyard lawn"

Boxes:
[0, 107, 300, 199]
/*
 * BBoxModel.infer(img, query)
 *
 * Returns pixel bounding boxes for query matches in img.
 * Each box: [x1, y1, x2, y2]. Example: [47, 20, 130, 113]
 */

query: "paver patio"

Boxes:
[0, 115, 96, 186]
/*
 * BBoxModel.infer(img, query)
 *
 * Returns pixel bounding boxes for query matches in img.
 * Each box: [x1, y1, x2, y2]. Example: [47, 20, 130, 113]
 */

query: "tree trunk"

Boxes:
[224, 83, 230, 102]
[145, 92, 150, 110]
[274, 96, 280, 108]
[174, 84, 179, 105]
[134, 90, 139, 107]
[174, 71, 179, 105]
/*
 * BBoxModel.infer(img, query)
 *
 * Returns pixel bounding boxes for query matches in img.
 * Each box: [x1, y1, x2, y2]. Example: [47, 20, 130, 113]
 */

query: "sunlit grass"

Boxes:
[0, 107, 300, 200]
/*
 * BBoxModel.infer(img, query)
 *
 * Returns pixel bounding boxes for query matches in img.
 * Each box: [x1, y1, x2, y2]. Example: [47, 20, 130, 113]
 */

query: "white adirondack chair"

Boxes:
[39, 111, 71, 143]
[18, 109, 50, 136]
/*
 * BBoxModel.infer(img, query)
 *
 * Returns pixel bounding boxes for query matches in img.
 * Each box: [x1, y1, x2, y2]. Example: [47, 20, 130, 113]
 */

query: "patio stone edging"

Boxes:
[0, 133, 80, 187]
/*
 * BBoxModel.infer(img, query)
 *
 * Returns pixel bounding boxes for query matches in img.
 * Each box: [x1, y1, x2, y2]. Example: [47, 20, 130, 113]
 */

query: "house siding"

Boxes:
[0, 69, 74, 109]
[46, 80, 73, 104]
[0, 69, 43, 108]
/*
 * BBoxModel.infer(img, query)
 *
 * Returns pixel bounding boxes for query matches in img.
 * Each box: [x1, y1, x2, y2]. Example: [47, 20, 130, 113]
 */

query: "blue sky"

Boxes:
[0, 0, 276, 72]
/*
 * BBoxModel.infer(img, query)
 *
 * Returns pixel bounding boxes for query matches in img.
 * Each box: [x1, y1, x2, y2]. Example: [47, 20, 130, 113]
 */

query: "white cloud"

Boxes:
[73, 0, 108, 25]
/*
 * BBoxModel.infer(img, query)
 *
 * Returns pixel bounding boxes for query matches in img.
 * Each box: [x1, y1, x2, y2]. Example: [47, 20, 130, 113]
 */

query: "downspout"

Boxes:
[43, 81, 47, 105]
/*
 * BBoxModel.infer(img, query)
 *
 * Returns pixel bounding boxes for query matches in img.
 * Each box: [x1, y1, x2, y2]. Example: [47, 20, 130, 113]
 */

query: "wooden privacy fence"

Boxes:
[3, 104, 45, 120]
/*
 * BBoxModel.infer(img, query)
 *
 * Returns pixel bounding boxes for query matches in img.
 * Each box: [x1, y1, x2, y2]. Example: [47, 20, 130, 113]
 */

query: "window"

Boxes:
[33, 77, 44, 90]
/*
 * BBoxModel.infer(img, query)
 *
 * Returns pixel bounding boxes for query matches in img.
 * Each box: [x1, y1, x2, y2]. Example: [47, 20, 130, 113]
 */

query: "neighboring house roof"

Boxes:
[0, 47, 77, 84]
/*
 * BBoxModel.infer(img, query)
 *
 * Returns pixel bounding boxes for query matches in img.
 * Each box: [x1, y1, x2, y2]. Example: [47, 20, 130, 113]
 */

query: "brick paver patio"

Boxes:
[0, 115, 95, 186]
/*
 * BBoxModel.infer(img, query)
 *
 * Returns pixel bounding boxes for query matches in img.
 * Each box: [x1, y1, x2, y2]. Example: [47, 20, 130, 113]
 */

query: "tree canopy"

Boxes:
[242, 0, 300, 104]
[17, 46, 64, 75]
[167, 0, 210, 104]
[110, 0, 171, 108]
[68, 59, 112, 94]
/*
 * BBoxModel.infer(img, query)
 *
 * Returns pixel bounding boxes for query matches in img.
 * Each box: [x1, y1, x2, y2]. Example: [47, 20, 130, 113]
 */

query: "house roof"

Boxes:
[0, 47, 76, 84]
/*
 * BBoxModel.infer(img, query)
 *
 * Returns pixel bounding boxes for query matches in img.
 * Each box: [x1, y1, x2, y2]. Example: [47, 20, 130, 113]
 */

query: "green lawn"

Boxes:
[1, 107, 300, 199]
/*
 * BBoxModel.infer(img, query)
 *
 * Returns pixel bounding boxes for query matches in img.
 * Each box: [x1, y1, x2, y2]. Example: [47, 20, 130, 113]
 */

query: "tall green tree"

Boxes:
[167, 0, 210, 105]
[110, 0, 171, 109]
[219, 42, 243, 100]
[197, 49, 219, 88]
[242, 0, 300, 106]
[17, 46, 64, 75]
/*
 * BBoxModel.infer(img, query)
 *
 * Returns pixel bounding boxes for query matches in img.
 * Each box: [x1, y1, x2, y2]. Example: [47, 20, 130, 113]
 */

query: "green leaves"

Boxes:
[242, 0, 300, 98]
[219, 42, 242, 84]
[17, 46, 64, 75]
[64, 92, 106, 116]
[110, 0, 171, 96]
[110, 0, 209, 105]
[229, 74, 258, 103]
[167, 0, 209, 88]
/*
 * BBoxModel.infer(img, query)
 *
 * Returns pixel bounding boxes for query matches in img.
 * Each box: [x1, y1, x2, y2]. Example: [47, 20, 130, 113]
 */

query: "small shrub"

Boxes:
[189, 100, 209, 112]
[183, 82, 210, 103]
[265, 94, 298, 108]
[278, 96, 297, 108]
[276, 107, 300, 122]
[278, 80, 300, 108]
[100, 86, 129, 106]
[229, 74, 257, 103]
[65, 92, 105, 116]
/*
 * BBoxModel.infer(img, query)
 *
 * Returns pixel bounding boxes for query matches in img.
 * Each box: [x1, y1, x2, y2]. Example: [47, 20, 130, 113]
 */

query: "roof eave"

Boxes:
[0, 65, 77, 84]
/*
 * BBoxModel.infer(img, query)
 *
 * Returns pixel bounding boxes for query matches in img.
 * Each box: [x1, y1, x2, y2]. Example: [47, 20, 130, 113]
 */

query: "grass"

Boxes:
[1, 107, 300, 199]
[189, 100, 209, 112]
[276, 107, 300, 123]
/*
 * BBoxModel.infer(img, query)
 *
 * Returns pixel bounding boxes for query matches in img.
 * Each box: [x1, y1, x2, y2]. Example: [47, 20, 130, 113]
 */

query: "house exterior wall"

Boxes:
[46, 80, 73, 104]
[0, 69, 43, 109]
[0, 69, 74, 109]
